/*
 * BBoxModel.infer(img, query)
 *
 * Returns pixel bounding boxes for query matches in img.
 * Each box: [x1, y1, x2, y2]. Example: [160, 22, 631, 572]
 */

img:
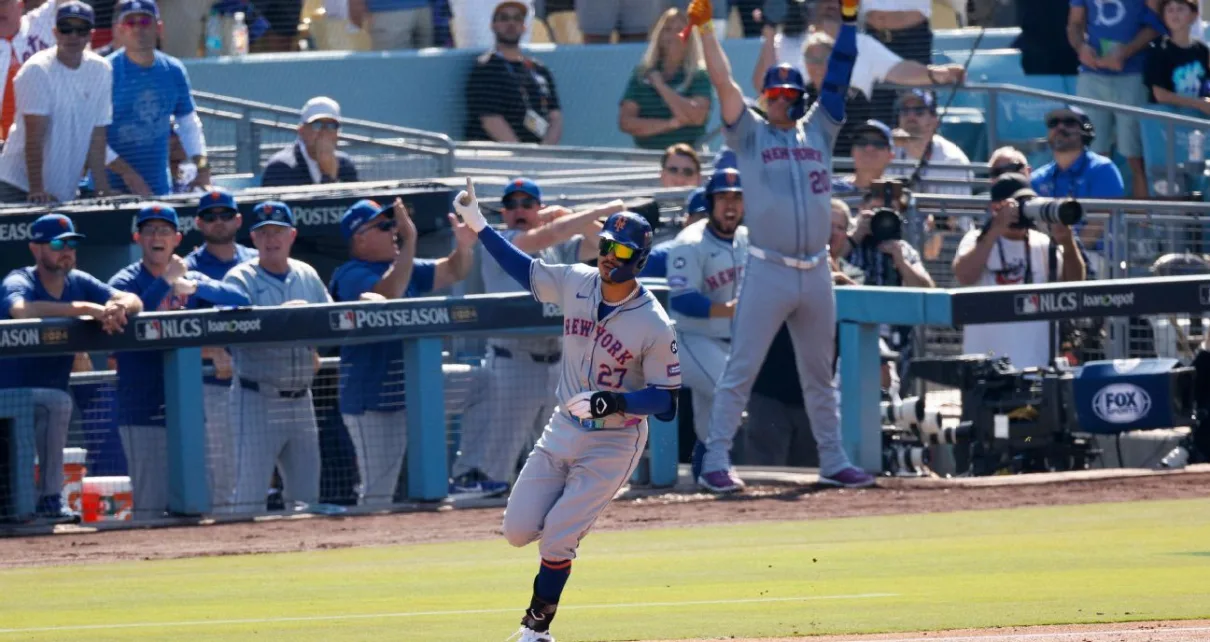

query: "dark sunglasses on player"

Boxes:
[598, 239, 636, 261]
[764, 87, 802, 102]
[989, 162, 1025, 179]
[1047, 117, 1083, 130]
[122, 15, 154, 28]
[199, 209, 238, 223]
[662, 165, 696, 177]
[56, 23, 93, 36]
[45, 238, 80, 251]
[503, 197, 538, 210]
[854, 137, 890, 150]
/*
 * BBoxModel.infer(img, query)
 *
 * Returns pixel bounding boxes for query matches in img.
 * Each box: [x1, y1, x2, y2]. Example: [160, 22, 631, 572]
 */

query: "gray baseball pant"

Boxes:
[703, 256, 852, 476]
[30, 388, 73, 499]
[343, 365, 486, 506]
[676, 332, 728, 443]
[203, 382, 236, 511]
[119, 425, 168, 521]
[228, 385, 320, 514]
[451, 347, 560, 483]
[501, 418, 647, 561]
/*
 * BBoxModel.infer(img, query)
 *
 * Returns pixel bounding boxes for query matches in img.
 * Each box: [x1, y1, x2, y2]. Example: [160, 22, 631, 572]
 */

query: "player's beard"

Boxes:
[40, 252, 73, 274]
[202, 228, 238, 245]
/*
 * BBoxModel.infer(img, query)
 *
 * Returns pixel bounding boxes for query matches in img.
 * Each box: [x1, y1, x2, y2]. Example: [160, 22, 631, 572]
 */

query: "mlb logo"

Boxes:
[1015, 294, 1039, 315]
[330, 310, 356, 330]
[135, 320, 162, 341]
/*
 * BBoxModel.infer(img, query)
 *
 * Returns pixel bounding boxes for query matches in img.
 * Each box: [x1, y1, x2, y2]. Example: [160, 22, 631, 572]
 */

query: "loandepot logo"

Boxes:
[1092, 383, 1152, 424]
[1014, 292, 1078, 315]
[206, 319, 262, 334]
[1081, 292, 1135, 309]
[135, 318, 204, 341]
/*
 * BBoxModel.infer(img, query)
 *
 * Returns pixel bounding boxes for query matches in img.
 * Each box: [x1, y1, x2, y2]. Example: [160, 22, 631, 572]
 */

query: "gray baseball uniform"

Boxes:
[451, 231, 582, 484]
[665, 224, 747, 443]
[501, 261, 680, 561]
[223, 258, 332, 513]
[703, 104, 853, 477]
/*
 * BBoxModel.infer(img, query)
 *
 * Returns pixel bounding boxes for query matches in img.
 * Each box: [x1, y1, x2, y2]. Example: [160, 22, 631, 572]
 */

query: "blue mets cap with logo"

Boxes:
[341, 199, 393, 241]
[56, 1, 95, 25]
[250, 201, 295, 230]
[197, 188, 237, 214]
[116, 0, 158, 22]
[501, 177, 542, 204]
[136, 203, 180, 230]
[30, 214, 85, 243]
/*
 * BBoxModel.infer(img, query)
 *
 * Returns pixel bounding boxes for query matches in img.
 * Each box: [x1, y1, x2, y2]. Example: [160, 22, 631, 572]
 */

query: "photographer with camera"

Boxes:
[952, 173, 1087, 369]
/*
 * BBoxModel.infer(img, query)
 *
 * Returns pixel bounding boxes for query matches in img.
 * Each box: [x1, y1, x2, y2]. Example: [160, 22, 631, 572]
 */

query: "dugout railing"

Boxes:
[0, 291, 678, 525]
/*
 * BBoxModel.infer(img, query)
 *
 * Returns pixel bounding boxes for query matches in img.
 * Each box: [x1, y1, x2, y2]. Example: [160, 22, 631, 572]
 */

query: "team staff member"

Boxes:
[223, 202, 332, 514]
[0, 214, 142, 521]
[451, 178, 623, 495]
[665, 168, 746, 492]
[184, 188, 258, 512]
[108, 204, 249, 521]
[329, 198, 479, 507]
[694, 0, 875, 492]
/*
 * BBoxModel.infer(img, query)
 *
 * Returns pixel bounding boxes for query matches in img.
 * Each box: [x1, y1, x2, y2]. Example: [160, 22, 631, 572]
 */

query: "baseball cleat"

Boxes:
[449, 470, 510, 499]
[818, 467, 876, 489]
[35, 495, 79, 524]
[507, 626, 555, 642]
[697, 469, 744, 493]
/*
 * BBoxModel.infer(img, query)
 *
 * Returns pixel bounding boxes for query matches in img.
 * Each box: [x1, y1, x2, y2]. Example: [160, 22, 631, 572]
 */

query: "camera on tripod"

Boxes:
[880, 393, 967, 476]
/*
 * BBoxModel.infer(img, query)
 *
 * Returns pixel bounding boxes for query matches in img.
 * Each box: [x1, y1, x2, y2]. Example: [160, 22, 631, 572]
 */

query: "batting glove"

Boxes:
[566, 391, 627, 420]
[453, 176, 488, 233]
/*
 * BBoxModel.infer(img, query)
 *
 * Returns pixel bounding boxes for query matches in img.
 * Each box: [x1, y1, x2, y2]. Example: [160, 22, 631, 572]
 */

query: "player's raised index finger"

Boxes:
[465, 177, 475, 200]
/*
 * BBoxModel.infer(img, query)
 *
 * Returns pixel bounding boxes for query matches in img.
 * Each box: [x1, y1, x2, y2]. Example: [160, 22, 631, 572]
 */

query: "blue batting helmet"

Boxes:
[704, 168, 742, 211]
[762, 63, 807, 120]
[598, 211, 654, 283]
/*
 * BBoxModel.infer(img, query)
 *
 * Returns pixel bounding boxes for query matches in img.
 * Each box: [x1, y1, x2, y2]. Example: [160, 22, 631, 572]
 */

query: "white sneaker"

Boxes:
[507, 626, 555, 642]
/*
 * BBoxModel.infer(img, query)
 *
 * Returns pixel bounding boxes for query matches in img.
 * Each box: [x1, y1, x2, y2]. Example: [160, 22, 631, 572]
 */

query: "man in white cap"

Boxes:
[261, 96, 360, 187]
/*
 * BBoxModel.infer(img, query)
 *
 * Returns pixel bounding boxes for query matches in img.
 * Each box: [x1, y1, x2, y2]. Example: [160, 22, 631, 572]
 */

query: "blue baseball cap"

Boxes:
[714, 146, 737, 171]
[502, 177, 541, 205]
[685, 187, 708, 215]
[116, 0, 158, 22]
[29, 214, 85, 243]
[56, 1, 95, 25]
[250, 201, 295, 230]
[197, 188, 237, 215]
[341, 199, 393, 241]
[136, 203, 179, 230]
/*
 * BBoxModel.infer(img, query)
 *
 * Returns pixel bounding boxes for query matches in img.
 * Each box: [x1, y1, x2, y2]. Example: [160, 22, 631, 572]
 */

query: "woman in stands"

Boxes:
[617, 8, 713, 150]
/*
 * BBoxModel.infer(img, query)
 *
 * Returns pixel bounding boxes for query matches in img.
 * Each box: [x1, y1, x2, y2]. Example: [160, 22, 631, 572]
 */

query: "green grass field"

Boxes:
[1, 498, 1208, 642]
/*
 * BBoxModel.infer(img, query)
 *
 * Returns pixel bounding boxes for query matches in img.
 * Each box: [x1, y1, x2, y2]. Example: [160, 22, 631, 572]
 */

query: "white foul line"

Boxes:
[0, 593, 897, 635]
[837, 625, 1210, 642]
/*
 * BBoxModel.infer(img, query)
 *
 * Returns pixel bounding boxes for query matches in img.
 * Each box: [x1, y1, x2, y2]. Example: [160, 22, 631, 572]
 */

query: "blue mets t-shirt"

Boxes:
[329, 259, 438, 415]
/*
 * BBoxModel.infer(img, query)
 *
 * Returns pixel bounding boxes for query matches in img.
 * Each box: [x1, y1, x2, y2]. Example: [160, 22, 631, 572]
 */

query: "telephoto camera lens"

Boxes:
[869, 207, 903, 243]
[1020, 197, 1083, 226]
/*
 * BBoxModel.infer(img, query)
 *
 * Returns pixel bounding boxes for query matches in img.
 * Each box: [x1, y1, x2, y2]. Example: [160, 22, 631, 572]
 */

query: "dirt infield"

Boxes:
[1, 467, 1208, 569]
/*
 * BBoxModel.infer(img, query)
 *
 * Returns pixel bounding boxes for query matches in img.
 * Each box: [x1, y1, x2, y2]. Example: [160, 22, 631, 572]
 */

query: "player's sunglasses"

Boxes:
[598, 239, 636, 261]
[764, 87, 802, 102]
[199, 209, 238, 223]
[989, 162, 1025, 179]
[122, 15, 154, 28]
[503, 197, 538, 210]
[854, 137, 890, 149]
[662, 165, 696, 177]
[56, 23, 93, 36]
[360, 219, 397, 234]
[44, 239, 80, 251]
[1047, 117, 1083, 130]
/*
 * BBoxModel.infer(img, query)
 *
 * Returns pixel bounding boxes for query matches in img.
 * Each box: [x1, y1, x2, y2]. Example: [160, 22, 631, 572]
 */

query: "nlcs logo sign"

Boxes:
[1091, 383, 1152, 424]
[1014, 292, 1078, 315]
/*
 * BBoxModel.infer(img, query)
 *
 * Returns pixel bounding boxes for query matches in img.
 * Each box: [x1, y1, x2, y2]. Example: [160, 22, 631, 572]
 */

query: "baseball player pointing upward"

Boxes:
[689, 0, 875, 491]
[454, 178, 680, 642]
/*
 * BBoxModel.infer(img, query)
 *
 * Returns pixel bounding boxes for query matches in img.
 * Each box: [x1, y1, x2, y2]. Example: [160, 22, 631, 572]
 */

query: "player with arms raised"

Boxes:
[690, 0, 876, 492]
[454, 179, 681, 642]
